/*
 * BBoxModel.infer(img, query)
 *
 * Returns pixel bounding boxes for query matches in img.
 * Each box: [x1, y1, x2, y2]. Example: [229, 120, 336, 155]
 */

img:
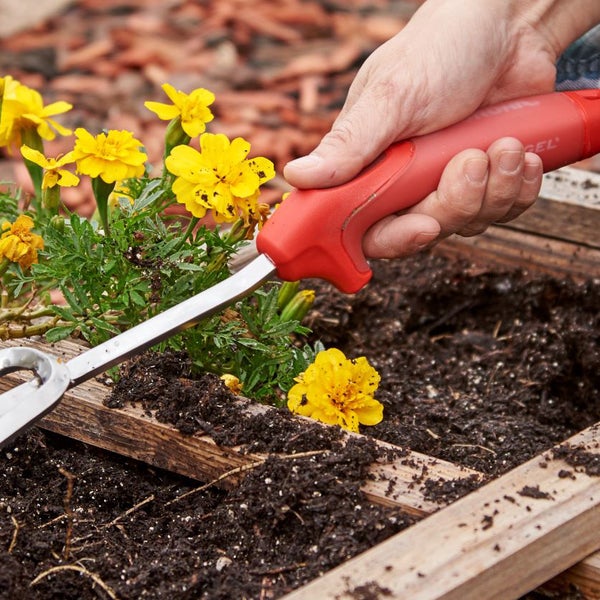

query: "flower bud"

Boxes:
[277, 281, 299, 311]
[280, 289, 315, 323]
[49, 215, 66, 232]
[164, 116, 190, 157]
[42, 185, 61, 213]
[21, 128, 44, 198]
[224, 217, 252, 244]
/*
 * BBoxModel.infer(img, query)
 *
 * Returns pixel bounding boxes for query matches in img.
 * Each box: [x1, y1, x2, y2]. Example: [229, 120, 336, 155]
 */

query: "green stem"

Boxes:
[0, 316, 60, 339]
[164, 116, 190, 160]
[174, 216, 200, 251]
[223, 218, 251, 245]
[42, 185, 61, 214]
[0, 80, 4, 128]
[92, 177, 116, 234]
[21, 128, 45, 202]
[0, 258, 10, 278]
[0, 305, 55, 324]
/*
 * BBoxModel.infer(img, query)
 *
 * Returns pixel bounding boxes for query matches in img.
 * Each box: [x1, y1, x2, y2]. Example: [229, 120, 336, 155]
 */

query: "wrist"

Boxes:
[507, 0, 600, 55]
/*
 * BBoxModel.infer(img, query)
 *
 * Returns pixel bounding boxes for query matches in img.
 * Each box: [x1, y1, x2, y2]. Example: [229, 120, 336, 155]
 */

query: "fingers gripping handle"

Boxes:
[257, 90, 600, 293]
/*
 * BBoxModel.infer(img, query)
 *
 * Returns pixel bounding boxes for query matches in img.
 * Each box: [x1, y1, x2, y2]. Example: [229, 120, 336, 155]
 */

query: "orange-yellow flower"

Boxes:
[20, 146, 80, 189]
[165, 132, 274, 226]
[221, 374, 243, 395]
[287, 348, 383, 433]
[144, 83, 215, 138]
[72, 128, 147, 184]
[0, 215, 44, 269]
[0, 76, 72, 151]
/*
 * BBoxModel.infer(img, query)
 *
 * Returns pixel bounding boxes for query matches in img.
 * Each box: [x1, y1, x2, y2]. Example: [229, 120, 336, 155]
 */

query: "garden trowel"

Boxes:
[2, 88, 600, 447]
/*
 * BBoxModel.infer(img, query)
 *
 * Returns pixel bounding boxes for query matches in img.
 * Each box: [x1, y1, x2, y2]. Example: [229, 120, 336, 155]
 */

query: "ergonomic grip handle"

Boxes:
[257, 90, 600, 293]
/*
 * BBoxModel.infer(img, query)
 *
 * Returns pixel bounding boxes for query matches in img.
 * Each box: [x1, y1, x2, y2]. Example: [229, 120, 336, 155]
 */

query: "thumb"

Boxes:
[284, 96, 398, 189]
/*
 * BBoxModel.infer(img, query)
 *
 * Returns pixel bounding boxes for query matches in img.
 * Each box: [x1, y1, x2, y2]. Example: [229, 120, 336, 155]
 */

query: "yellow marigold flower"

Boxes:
[287, 348, 383, 433]
[165, 133, 274, 225]
[72, 127, 147, 184]
[0, 76, 72, 151]
[220, 373, 243, 395]
[0, 75, 5, 112]
[0, 215, 44, 269]
[20, 146, 80, 189]
[144, 83, 215, 138]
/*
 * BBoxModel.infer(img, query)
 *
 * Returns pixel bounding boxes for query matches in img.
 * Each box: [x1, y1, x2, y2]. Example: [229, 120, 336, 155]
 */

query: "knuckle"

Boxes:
[439, 187, 481, 221]
[322, 122, 358, 148]
[458, 222, 489, 237]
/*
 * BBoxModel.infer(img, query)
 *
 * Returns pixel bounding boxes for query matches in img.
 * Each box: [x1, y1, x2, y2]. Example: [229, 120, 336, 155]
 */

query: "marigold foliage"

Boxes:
[287, 348, 383, 432]
[0, 76, 365, 414]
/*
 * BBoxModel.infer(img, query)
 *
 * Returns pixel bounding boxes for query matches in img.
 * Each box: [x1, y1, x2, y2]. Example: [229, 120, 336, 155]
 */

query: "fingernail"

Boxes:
[522, 158, 542, 183]
[286, 154, 322, 170]
[464, 157, 488, 184]
[413, 231, 439, 251]
[498, 150, 522, 174]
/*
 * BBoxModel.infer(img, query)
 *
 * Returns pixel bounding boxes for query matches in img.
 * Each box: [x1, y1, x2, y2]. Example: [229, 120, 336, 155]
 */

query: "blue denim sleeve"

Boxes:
[555, 24, 600, 90]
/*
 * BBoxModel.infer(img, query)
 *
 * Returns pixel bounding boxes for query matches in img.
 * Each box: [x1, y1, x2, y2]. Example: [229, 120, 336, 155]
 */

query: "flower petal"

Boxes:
[20, 145, 47, 167]
[144, 101, 180, 120]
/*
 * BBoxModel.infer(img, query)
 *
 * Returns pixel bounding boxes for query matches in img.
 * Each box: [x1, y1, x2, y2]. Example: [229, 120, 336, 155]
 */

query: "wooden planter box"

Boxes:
[2, 166, 600, 599]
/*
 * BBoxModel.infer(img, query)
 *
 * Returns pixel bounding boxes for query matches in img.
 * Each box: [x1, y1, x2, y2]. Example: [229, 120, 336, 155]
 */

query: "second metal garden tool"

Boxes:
[2, 88, 600, 447]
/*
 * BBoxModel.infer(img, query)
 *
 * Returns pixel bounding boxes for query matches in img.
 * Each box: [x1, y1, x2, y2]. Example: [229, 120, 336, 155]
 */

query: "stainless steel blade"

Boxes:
[66, 253, 276, 385]
[0, 347, 70, 447]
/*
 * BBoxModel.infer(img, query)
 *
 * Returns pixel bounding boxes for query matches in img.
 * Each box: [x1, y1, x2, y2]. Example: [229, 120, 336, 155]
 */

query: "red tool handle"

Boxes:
[257, 90, 600, 293]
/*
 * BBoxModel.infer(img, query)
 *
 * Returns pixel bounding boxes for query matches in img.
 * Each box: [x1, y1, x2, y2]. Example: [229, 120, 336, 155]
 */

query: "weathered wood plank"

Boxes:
[439, 226, 600, 281]
[544, 552, 600, 599]
[0, 337, 479, 516]
[282, 423, 600, 600]
[515, 166, 600, 248]
[541, 167, 600, 209]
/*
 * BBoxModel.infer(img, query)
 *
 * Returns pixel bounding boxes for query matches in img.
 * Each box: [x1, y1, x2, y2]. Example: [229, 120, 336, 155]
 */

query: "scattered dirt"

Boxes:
[1, 251, 599, 599]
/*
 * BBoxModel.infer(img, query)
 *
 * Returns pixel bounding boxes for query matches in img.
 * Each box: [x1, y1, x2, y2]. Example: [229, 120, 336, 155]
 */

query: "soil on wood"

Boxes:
[1, 250, 599, 599]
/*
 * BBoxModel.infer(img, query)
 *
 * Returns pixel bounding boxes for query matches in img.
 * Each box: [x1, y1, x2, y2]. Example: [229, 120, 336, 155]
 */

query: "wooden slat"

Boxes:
[0, 337, 479, 516]
[439, 226, 600, 281]
[282, 423, 600, 600]
[545, 552, 600, 599]
[514, 166, 600, 248]
[439, 166, 600, 281]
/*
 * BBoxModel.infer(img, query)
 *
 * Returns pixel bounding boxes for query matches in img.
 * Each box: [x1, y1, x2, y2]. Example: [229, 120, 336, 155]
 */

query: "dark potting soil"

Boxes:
[1, 251, 599, 599]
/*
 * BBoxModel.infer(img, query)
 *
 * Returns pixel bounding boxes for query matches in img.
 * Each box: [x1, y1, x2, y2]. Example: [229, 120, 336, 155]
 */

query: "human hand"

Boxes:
[360, 137, 544, 258]
[284, 0, 598, 258]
